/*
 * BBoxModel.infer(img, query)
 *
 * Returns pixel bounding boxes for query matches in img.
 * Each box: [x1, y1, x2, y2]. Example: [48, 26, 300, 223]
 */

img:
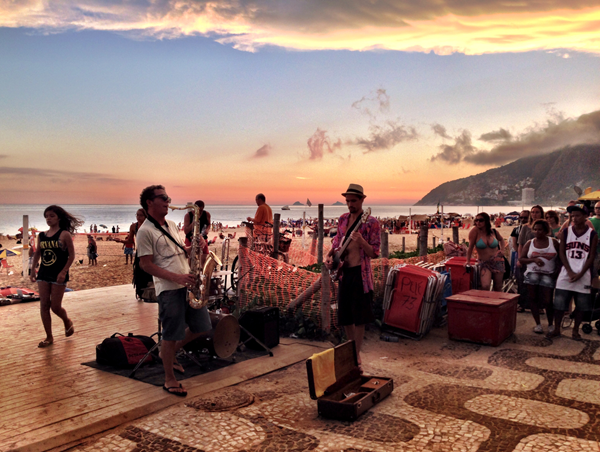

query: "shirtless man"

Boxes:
[326, 184, 380, 369]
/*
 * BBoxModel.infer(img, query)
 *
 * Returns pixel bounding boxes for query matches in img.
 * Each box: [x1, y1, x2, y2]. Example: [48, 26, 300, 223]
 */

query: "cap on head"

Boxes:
[567, 203, 589, 215]
[342, 183, 366, 198]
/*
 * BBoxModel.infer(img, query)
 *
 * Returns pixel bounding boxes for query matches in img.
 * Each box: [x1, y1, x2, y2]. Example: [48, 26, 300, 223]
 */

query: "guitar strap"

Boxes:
[146, 214, 189, 258]
[340, 213, 364, 248]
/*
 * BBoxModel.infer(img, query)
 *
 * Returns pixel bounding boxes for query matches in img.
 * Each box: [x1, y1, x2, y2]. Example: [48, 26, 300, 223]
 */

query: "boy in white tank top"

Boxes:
[548, 204, 598, 341]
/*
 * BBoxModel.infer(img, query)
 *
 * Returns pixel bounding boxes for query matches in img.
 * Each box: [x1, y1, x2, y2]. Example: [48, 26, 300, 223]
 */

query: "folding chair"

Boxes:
[1, 260, 14, 275]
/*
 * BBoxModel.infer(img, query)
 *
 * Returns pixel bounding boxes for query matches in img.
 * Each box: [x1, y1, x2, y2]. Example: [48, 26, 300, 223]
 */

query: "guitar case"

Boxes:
[306, 341, 393, 421]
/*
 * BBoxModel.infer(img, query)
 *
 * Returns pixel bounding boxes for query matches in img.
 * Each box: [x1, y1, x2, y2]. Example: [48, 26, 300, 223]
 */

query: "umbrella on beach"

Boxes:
[98, 224, 108, 229]
[0, 249, 21, 259]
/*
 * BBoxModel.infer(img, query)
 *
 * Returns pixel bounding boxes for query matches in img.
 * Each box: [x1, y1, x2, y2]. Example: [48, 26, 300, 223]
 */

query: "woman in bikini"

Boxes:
[30, 205, 84, 348]
[466, 212, 506, 292]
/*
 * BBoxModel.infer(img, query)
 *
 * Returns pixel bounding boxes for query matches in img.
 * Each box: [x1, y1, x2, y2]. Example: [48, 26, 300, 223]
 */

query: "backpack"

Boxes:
[96, 333, 156, 368]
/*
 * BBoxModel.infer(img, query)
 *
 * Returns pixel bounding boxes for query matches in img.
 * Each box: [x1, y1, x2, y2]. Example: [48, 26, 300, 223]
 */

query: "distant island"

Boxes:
[415, 144, 600, 206]
[292, 201, 304, 206]
[332, 201, 344, 206]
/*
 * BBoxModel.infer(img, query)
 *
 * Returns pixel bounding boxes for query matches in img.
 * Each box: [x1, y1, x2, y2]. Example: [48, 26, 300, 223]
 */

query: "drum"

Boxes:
[184, 312, 240, 358]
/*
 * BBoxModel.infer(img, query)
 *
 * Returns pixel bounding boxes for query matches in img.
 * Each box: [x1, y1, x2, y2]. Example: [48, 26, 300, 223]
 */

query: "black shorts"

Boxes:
[338, 266, 374, 326]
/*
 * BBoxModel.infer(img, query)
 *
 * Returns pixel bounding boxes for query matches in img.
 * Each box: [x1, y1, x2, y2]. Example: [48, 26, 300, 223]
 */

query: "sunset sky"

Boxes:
[1, 1, 600, 205]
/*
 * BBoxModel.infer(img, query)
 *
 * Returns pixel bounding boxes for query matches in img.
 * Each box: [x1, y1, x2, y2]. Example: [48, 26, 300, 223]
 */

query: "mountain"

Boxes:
[292, 201, 304, 206]
[332, 201, 345, 206]
[415, 145, 600, 206]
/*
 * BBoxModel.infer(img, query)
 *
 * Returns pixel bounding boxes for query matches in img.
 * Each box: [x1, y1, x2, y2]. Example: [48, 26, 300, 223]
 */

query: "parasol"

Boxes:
[98, 224, 108, 229]
[578, 190, 600, 202]
[0, 249, 21, 259]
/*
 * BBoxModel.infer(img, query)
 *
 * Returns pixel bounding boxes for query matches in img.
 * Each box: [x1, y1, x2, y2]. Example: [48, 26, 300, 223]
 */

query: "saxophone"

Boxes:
[168, 203, 221, 309]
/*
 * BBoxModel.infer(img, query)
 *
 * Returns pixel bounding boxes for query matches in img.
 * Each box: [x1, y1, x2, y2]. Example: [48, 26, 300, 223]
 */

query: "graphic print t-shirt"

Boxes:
[136, 219, 190, 296]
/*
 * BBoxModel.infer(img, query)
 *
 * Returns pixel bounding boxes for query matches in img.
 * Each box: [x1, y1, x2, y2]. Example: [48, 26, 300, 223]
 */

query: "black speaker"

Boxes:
[239, 307, 280, 350]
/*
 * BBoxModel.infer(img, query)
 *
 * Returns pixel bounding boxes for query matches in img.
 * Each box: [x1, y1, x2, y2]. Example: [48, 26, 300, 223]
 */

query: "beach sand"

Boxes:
[0, 225, 514, 292]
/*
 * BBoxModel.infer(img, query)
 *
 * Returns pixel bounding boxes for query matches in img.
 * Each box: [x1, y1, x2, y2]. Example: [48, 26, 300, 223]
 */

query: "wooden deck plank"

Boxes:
[0, 284, 328, 452]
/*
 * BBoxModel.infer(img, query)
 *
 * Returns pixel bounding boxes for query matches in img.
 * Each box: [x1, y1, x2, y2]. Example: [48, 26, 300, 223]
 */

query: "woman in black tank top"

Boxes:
[30, 205, 83, 348]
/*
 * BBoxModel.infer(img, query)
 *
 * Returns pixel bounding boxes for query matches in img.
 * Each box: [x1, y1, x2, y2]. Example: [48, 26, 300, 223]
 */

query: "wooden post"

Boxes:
[272, 213, 280, 259]
[321, 266, 330, 333]
[402, 236, 405, 253]
[453, 226, 459, 244]
[419, 224, 428, 259]
[22, 215, 29, 279]
[288, 278, 322, 310]
[237, 237, 248, 307]
[432, 236, 436, 249]
[381, 231, 389, 258]
[317, 204, 324, 265]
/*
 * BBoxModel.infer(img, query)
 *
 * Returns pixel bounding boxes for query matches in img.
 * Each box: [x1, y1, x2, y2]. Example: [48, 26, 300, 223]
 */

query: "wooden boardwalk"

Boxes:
[0, 285, 328, 452]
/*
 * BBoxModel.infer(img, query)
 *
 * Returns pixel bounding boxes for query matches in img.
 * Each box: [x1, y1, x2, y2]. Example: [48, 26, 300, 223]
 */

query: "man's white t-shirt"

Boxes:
[136, 218, 190, 296]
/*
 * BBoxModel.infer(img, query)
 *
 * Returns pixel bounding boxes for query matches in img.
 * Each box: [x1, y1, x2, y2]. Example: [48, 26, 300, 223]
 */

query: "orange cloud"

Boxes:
[1, 2, 599, 54]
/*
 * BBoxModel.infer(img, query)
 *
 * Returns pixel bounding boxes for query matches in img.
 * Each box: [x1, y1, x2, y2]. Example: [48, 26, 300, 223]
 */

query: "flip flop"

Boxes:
[163, 384, 187, 397]
[572, 331, 583, 341]
[546, 330, 561, 340]
[38, 339, 53, 348]
[65, 322, 74, 337]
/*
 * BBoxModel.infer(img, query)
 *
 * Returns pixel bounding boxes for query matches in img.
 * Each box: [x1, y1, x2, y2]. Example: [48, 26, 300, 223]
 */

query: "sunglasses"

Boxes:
[474, 218, 484, 223]
[519, 216, 529, 220]
[151, 194, 171, 203]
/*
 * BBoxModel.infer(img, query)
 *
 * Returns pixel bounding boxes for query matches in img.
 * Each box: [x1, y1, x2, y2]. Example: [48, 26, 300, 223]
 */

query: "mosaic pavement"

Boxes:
[68, 314, 600, 452]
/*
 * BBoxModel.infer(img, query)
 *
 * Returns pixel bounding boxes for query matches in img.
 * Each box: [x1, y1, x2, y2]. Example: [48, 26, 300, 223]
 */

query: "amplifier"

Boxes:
[239, 306, 280, 350]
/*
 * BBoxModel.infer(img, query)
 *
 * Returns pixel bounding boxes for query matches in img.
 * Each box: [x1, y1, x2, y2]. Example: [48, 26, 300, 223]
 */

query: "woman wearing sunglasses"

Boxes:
[466, 212, 506, 291]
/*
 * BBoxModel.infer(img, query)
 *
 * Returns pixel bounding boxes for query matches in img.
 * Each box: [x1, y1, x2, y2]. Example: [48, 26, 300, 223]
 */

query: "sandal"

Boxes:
[546, 330, 561, 340]
[38, 339, 53, 348]
[65, 322, 74, 337]
[163, 383, 187, 397]
[572, 331, 583, 341]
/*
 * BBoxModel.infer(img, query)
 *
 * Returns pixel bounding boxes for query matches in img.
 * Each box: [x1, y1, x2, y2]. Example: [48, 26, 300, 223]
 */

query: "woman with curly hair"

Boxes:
[466, 212, 506, 291]
[30, 205, 84, 348]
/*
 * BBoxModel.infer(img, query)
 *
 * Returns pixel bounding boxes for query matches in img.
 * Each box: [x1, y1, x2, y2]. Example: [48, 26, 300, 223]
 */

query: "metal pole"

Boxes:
[440, 205, 444, 240]
[317, 204, 324, 264]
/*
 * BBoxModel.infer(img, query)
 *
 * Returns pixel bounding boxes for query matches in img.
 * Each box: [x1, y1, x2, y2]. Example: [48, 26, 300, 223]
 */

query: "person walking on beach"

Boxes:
[466, 212, 506, 292]
[247, 193, 273, 239]
[87, 235, 98, 266]
[326, 184, 380, 371]
[137, 185, 212, 397]
[30, 205, 83, 348]
[548, 204, 598, 340]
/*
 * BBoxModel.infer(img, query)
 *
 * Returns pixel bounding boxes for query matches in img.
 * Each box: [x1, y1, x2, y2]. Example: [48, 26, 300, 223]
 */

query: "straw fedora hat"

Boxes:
[341, 183, 366, 198]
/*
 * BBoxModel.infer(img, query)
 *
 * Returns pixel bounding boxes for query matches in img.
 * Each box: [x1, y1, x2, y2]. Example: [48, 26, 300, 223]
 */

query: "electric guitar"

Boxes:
[329, 208, 371, 281]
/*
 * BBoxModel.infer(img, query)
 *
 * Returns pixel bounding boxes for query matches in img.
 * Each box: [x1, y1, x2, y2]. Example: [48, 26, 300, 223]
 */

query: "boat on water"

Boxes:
[282, 205, 291, 210]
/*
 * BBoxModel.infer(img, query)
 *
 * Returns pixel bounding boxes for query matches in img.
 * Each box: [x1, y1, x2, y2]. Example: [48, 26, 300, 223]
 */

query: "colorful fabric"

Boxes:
[477, 250, 505, 274]
[332, 212, 381, 293]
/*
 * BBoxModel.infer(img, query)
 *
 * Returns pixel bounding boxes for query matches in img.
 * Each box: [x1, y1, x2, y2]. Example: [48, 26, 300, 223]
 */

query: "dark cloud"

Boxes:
[307, 128, 342, 160]
[479, 128, 512, 142]
[466, 109, 600, 165]
[432, 123, 451, 139]
[430, 109, 600, 166]
[430, 131, 476, 164]
[352, 89, 390, 118]
[252, 144, 271, 158]
[354, 121, 418, 153]
[0, 167, 128, 184]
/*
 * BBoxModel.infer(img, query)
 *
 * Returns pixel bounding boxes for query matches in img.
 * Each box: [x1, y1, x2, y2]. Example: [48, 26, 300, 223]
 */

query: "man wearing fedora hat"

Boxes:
[326, 183, 380, 370]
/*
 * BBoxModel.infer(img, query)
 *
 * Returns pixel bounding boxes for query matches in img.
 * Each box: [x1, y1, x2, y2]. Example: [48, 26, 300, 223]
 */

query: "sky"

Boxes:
[1, 1, 600, 206]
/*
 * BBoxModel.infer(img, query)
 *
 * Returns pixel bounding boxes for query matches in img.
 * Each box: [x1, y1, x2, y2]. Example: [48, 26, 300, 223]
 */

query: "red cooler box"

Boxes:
[446, 290, 519, 346]
[445, 257, 477, 295]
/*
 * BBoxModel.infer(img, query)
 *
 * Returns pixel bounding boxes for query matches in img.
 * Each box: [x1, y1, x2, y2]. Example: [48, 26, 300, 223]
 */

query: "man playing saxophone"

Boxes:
[137, 185, 212, 397]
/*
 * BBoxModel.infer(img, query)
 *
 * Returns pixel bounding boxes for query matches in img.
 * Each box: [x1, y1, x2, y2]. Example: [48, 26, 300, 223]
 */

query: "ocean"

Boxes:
[0, 204, 536, 235]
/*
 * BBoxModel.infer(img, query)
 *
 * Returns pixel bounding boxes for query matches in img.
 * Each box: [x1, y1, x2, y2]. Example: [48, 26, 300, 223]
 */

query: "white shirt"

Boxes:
[136, 218, 190, 296]
[555, 226, 594, 294]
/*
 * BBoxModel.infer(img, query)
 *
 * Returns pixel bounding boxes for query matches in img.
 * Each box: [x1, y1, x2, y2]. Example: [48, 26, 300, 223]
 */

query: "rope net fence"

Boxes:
[237, 233, 446, 335]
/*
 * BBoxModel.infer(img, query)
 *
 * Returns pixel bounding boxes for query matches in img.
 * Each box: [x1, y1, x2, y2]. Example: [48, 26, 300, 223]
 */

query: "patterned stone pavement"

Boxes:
[68, 313, 600, 452]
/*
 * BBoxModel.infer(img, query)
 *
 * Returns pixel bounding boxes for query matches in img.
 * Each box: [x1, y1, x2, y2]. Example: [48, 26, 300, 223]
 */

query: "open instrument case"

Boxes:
[306, 341, 393, 421]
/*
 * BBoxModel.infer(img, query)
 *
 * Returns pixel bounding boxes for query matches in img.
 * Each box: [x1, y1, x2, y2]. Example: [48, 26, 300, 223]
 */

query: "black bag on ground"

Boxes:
[96, 333, 156, 368]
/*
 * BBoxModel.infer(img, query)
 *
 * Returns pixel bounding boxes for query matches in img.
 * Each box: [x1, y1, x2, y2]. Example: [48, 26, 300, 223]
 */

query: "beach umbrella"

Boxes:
[0, 249, 21, 259]
[98, 224, 108, 229]
[578, 190, 600, 202]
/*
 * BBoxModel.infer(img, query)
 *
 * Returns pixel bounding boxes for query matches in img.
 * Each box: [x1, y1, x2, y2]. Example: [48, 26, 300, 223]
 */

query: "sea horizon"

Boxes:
[0, 203, 556, 235]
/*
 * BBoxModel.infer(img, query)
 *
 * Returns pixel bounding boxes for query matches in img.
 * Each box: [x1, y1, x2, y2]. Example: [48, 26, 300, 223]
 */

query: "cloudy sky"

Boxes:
[1, 0, 599, 205]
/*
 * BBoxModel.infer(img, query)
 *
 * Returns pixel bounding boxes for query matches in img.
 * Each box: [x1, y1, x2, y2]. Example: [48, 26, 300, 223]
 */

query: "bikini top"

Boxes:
[476, 236, 499, 249]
